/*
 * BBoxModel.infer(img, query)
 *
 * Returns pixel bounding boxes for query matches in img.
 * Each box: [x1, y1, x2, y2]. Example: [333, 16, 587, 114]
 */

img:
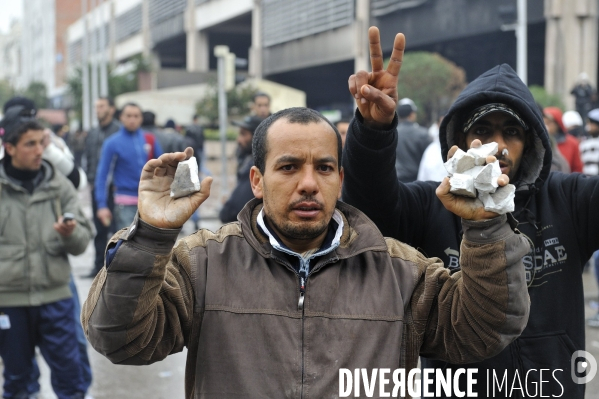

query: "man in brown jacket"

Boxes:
[82, 38, 530, 398]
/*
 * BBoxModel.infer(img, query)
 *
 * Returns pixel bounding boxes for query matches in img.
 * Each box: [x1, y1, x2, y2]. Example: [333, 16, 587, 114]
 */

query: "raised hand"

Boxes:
[348, 27, 405, 128]
[437, 139, 510, 220]
[138, 147, 213, 229]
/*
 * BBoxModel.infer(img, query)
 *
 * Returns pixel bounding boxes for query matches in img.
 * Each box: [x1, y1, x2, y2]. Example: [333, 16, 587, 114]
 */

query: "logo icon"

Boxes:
[571, 350, 597, 384]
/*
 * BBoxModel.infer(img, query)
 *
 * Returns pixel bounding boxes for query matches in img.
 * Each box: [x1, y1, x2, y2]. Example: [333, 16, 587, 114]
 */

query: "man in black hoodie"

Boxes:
[342, 27, 599, 398]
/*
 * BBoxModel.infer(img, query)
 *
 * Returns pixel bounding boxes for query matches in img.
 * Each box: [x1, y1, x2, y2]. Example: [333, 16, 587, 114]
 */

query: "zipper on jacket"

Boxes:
[298, 276, 305, 310]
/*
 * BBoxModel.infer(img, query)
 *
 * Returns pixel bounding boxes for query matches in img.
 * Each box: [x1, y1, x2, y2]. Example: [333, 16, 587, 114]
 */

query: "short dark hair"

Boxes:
[252, 107, 342, 174]
[97, 96, 115, 107]
[5, 120, 45, 145]
[122, 102, 142, 114]
[253, 92, 271, 103]
[142, 111, 156, 126]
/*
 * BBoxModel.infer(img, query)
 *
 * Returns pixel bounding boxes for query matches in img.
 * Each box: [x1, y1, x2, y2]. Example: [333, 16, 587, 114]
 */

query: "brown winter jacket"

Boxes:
[82, 199, 530, 398]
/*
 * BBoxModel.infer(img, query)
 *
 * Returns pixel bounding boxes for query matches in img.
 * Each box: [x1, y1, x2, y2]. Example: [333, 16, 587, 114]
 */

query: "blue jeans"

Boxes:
[114, 204, 138, 230]
[25, 279, 92, 396]
[0, 298, 85, 399]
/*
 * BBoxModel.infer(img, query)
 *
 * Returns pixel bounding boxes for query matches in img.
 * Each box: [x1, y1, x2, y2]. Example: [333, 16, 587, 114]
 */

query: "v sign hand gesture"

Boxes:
[348, 27, 405, 129]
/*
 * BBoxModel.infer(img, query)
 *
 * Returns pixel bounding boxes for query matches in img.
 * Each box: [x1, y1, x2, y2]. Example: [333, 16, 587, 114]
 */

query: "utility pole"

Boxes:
[500, 0, 527, 85]
[90, 0, 99, 127]
[516, 0, 527, 85]
[98, 0, 109, 97]
[82, 0, 90, 131]
[214, 45, 230, 198]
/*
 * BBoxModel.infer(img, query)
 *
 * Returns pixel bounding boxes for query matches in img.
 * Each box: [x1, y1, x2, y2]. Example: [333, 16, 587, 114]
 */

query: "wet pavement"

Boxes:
[3, 140, 599, 397]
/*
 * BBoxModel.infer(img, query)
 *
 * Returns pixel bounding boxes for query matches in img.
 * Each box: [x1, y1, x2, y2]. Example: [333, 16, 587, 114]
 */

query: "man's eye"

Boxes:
[473, 127, 489, 135]
[318, 165, 334, 172]
[505, 128, 520, 136]
[280, 165, 294, 171]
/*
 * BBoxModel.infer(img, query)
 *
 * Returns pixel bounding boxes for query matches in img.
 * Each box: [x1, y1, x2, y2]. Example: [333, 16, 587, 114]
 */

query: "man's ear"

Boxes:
[4, 143, 16, 157]
[250, 166, 264, 199]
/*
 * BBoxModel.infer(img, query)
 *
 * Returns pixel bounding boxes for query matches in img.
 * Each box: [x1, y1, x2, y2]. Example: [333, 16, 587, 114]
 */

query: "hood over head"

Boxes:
[439, 64, 551, 192]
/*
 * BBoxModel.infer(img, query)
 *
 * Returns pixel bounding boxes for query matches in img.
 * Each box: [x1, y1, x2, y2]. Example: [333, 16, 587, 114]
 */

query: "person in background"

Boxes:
[543, 106, 583, 173]
[334, 119, 350, 148]
[395, 98, 432, 182]
[219, 115, 264, 223]
[252, 92, 271, 118]
[85, 97, 120, 278]
[417, 114, 447, 182]
[580, 108, 599, 328]
[0, 104, 92, 399]
[95, 103, 163, 231]
[562, 110, 586, 139]
[185, 114, 205, 170]
[144, 113, 185, 154]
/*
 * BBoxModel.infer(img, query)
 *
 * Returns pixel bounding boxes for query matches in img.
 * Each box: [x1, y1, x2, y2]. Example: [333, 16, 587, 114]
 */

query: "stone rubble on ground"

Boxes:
[444, 142, 515, 214]
[170, 157, 201, 199]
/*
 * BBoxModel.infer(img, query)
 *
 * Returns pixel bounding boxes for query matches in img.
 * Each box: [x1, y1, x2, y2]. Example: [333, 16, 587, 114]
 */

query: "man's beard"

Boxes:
[236, 143, 252, 158]
[495, 154, 516, 180]
[265, 196, 329, 241]
[271, 218, 329, 240]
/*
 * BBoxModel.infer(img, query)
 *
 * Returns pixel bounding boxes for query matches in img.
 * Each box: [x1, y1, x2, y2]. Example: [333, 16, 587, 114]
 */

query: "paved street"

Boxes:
[3, 140, 599, 397]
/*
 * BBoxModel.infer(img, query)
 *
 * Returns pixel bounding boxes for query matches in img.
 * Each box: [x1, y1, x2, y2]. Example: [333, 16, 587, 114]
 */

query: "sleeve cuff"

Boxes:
[351, 109, 399, 150]
[461, 214, 516, 244]
[124, 212, 181, 255]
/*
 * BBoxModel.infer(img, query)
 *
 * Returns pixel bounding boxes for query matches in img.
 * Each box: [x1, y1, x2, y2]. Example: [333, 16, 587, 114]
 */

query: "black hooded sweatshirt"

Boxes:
[342, 64, 599, 398]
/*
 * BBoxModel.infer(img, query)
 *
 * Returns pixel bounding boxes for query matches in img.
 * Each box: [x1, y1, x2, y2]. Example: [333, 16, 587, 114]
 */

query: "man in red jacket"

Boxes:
[544, 106, 583, 172]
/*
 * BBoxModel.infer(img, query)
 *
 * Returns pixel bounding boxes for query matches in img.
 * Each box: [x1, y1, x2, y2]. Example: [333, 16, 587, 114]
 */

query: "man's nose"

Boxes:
[491, 132, 507, 156]
[297, 168, 319, 195]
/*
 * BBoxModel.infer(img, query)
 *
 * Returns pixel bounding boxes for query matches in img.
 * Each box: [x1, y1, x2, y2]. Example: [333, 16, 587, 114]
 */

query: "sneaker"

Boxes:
[587, 313, 599, 327]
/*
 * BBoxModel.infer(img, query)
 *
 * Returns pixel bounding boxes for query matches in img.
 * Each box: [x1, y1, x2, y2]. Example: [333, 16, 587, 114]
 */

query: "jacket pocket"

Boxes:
[44, 240, 71, 286]
[517, 331, 583, 398]
[0, 243, 27, 288]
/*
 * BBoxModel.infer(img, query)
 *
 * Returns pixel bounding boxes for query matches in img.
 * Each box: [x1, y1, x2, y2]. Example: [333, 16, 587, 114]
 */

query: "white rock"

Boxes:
[479, 184, 515, 214]
[462, 165, 485, 178]
[473, 162, 500, 194]
[449, 173, 477, 198]
[444, 149, 476, 175]
[467, 142, 499, 165]
[170, 157, 201, 199]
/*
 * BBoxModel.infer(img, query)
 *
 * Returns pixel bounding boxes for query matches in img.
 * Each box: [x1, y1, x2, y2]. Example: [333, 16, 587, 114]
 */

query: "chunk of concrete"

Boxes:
[467, 142, 499, 165]
[479, 184, 515, 214]
[170, 157, 201, 199]
[449, 173, 477, 198]
[444, 149, 476, 175]
[473, 162, 502, 194]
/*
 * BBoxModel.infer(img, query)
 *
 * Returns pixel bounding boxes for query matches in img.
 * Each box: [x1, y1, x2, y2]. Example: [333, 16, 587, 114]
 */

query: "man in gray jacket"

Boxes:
[0, 106, 92, 399]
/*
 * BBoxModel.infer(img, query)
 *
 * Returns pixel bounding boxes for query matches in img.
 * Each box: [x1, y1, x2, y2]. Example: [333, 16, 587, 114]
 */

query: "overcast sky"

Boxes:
[0, 0, 23, 34]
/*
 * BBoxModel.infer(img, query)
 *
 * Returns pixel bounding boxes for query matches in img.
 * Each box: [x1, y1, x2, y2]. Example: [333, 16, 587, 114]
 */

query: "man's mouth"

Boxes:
[292, 202, 322, 218]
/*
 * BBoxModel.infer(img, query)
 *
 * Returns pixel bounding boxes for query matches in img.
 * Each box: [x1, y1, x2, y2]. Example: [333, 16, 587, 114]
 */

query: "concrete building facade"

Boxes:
[0, 22, 22, 87]
[20, 0, 80, 105]
[65, 0, 599, 114]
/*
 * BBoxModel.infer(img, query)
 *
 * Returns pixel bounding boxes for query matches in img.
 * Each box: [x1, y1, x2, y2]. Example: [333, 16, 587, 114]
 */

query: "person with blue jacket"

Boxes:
[95, 102, 163, 230]
[343, 27, 599, 398]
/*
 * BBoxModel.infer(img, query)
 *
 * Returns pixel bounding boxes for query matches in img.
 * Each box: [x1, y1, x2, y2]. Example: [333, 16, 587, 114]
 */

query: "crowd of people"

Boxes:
[2, 25, 599, 399]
